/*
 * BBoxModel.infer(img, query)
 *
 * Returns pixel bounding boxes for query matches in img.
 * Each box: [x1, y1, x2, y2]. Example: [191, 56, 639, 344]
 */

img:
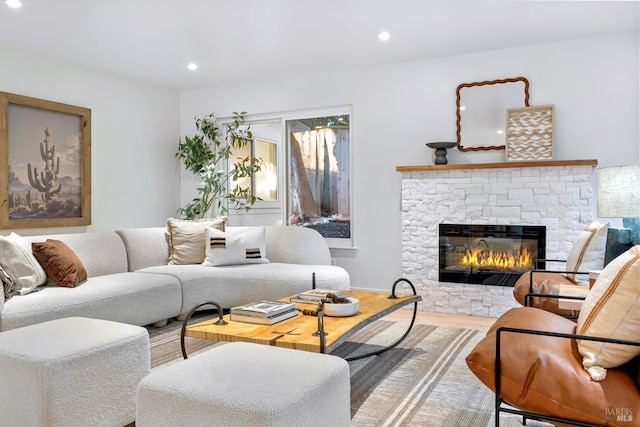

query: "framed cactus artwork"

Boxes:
[0, 92, 91, 228]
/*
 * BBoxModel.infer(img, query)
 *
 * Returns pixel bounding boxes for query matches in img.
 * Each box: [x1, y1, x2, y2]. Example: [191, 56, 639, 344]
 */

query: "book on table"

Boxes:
[289, 289, 351, 304]
[230, 308, 299, 325]
[230, 300, 295, 318]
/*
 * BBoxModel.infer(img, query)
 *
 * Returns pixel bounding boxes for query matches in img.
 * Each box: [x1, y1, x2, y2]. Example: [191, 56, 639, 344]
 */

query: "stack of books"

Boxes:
[230, 300, 298, 325]
[289, 289, 351, 304]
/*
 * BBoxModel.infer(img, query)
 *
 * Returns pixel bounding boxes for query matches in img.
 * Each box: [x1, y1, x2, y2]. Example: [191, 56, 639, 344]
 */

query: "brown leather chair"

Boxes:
[466, 307, 640, 427]
[513, 221, 611, 317]
[512, 260, 588, 318]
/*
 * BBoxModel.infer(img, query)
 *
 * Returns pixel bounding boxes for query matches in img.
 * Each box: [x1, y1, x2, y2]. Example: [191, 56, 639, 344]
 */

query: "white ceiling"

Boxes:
[0, 0, 638, 91]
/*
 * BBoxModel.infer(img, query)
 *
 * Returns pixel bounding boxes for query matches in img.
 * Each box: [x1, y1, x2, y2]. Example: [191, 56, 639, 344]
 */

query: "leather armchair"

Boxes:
[466, 307, 640, 427]
[512, 258, 589, 318]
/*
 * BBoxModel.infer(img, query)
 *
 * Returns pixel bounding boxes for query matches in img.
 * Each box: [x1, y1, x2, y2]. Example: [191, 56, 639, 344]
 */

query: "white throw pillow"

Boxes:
[166, 217, 227, 265]
[202, 226, 269, 267]
[565, 221, 608, 283]
[0, 232, 47, 295]
[576, 245, 640, 381]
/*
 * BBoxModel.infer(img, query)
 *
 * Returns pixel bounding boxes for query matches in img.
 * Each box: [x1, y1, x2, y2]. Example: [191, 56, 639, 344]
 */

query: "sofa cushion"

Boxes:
[566, 221, 608, 283]
[22, 232, 129, 278]
[0, 272, 182, 331]
[0, 232, 47, 295]
[116, 227, 170, 271]
[265, 226, 331, 265]
[166, 217, 227, 265]
[138, 263, 350, 315]
[202, 226, 269, 266]
[466, 307, 640, 426]
[576, 245, 640, 381]
[32, 239, 88, 288]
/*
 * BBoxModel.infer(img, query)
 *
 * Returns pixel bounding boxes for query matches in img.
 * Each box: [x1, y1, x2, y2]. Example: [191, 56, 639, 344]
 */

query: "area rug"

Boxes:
[147, 315, 551, 427]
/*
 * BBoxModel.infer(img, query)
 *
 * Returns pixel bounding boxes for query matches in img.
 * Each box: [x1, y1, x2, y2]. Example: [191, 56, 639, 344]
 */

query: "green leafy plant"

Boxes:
[176, 112, 262, 219]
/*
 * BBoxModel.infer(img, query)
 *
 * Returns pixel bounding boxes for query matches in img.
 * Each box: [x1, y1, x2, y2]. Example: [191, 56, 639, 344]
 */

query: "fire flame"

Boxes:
[459, 247, 533, 270]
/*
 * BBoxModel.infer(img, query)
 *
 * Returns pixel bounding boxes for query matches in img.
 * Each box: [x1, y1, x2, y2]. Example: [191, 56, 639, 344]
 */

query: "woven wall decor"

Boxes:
[505, 105, 555, 161]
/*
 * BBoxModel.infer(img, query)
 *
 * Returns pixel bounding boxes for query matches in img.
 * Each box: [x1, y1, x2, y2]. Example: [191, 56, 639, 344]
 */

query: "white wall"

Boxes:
[181, 31, 638, 291]
[0, 43, 181, 235]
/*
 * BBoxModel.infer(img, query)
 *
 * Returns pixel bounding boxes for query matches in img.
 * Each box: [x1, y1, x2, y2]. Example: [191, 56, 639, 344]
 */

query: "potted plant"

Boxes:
[176, 112, 262, 219]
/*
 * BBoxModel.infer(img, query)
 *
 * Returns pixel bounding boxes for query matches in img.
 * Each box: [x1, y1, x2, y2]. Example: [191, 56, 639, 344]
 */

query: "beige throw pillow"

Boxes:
[0, 232, 47, 295]
[576, 245, 640, 381]
[565, 221, 608, 283]
[202, 226, 269, 266]
[166, 217, 227, 265]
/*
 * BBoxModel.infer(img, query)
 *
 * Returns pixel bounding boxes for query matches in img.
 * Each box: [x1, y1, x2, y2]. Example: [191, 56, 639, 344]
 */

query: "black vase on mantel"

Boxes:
[426, 142, 457, 165]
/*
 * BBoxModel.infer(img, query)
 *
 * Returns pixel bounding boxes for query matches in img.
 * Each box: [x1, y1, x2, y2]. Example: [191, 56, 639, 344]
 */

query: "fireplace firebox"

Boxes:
[439, 224, 546, 287]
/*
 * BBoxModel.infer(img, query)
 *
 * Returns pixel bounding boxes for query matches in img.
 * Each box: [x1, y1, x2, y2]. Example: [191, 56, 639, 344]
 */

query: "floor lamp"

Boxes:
[596, 165, 640, 264]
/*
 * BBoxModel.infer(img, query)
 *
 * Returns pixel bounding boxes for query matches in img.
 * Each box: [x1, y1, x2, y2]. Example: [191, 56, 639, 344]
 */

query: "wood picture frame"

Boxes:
[505, 104, 555, 162]
[0, 92, 91, 228]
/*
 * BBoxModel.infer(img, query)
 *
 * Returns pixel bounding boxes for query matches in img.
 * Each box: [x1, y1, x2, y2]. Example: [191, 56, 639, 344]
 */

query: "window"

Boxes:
[227, 120, 281, 212]
[254, 139, 278, 201]
[225, 110, 353, 248]
[286, 112, 351, 247]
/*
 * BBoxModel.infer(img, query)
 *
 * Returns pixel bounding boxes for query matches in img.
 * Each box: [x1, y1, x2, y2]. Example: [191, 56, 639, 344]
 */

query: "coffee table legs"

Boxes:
[180, 301, 227, 359]
[328, 278, 419, 362]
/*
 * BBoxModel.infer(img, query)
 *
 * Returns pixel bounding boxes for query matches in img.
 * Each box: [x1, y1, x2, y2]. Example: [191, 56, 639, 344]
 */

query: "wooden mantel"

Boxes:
[396, 159, 597, 172]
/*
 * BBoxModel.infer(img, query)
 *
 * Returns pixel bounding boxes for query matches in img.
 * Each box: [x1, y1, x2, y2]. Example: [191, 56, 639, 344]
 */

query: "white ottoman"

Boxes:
[136, 342, 350, 427]
[0, 317, 150, 427]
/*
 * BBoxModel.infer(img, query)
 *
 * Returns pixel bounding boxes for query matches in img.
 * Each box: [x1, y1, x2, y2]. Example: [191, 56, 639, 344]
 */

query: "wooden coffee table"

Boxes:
[181, 279, 422, 362]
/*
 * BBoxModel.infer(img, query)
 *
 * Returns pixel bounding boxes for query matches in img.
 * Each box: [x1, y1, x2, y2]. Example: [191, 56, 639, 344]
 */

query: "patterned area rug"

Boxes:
[147, 314, 551, 427]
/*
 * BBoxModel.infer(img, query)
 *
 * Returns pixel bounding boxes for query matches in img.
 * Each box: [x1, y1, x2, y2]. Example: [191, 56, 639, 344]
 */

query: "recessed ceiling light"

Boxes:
[187, 63, 198, 71]
[378, 31, 391, 41]
[6, 0, 22, 8]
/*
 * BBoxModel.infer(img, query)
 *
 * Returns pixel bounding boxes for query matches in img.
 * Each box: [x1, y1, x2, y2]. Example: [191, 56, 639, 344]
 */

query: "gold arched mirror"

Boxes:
[456, 77, 530, 152]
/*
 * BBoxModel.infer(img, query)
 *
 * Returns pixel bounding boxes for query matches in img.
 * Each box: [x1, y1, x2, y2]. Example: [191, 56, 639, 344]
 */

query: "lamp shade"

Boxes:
[596, 165, 640, 218]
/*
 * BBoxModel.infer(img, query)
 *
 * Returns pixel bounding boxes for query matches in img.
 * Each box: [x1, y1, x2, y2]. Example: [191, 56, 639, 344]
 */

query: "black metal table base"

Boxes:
[342, 278, 419, 362]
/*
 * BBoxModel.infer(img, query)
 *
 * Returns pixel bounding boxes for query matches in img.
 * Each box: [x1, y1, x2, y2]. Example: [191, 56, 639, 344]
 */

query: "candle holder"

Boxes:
[426, 142, 457, 165]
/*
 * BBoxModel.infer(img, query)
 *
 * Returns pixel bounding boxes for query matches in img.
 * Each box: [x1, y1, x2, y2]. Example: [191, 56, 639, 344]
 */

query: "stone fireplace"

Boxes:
[397, 159, 597, 317]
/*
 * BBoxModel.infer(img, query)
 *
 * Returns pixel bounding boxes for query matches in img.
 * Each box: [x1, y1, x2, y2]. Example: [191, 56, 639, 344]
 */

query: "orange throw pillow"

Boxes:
[32, 239, 87, 288]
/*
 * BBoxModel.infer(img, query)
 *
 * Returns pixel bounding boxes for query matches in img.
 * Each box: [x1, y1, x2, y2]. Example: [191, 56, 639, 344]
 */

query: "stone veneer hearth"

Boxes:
[397, 160, 598, 318]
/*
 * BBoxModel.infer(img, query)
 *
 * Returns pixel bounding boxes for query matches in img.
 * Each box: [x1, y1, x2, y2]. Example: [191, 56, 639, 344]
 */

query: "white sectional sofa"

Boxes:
[0, 226, 350, 332]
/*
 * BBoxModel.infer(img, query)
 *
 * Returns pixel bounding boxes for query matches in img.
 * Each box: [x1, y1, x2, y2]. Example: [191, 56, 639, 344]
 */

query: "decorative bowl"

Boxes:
[426, 142, 457, 149]
[322, 297, 359, 317]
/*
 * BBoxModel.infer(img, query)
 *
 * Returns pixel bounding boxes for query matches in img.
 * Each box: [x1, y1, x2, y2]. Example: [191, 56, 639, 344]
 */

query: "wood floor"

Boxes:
[384, 307, 497, 328]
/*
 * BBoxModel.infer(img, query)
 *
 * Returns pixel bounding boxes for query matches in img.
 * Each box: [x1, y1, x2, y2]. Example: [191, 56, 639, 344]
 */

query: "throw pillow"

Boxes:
[32, 239, 88, 288]
[576, 245, 640, 381]
[565, 221, 608, 283]
[0, 232, 48, 295]
[166, 217, 227, 265]
[202, 226, 269, 266]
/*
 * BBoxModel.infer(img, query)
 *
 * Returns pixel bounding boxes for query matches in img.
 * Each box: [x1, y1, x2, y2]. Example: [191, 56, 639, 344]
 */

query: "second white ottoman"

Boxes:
[0, 317, 150, 427]
[136, 342, 351, 427]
